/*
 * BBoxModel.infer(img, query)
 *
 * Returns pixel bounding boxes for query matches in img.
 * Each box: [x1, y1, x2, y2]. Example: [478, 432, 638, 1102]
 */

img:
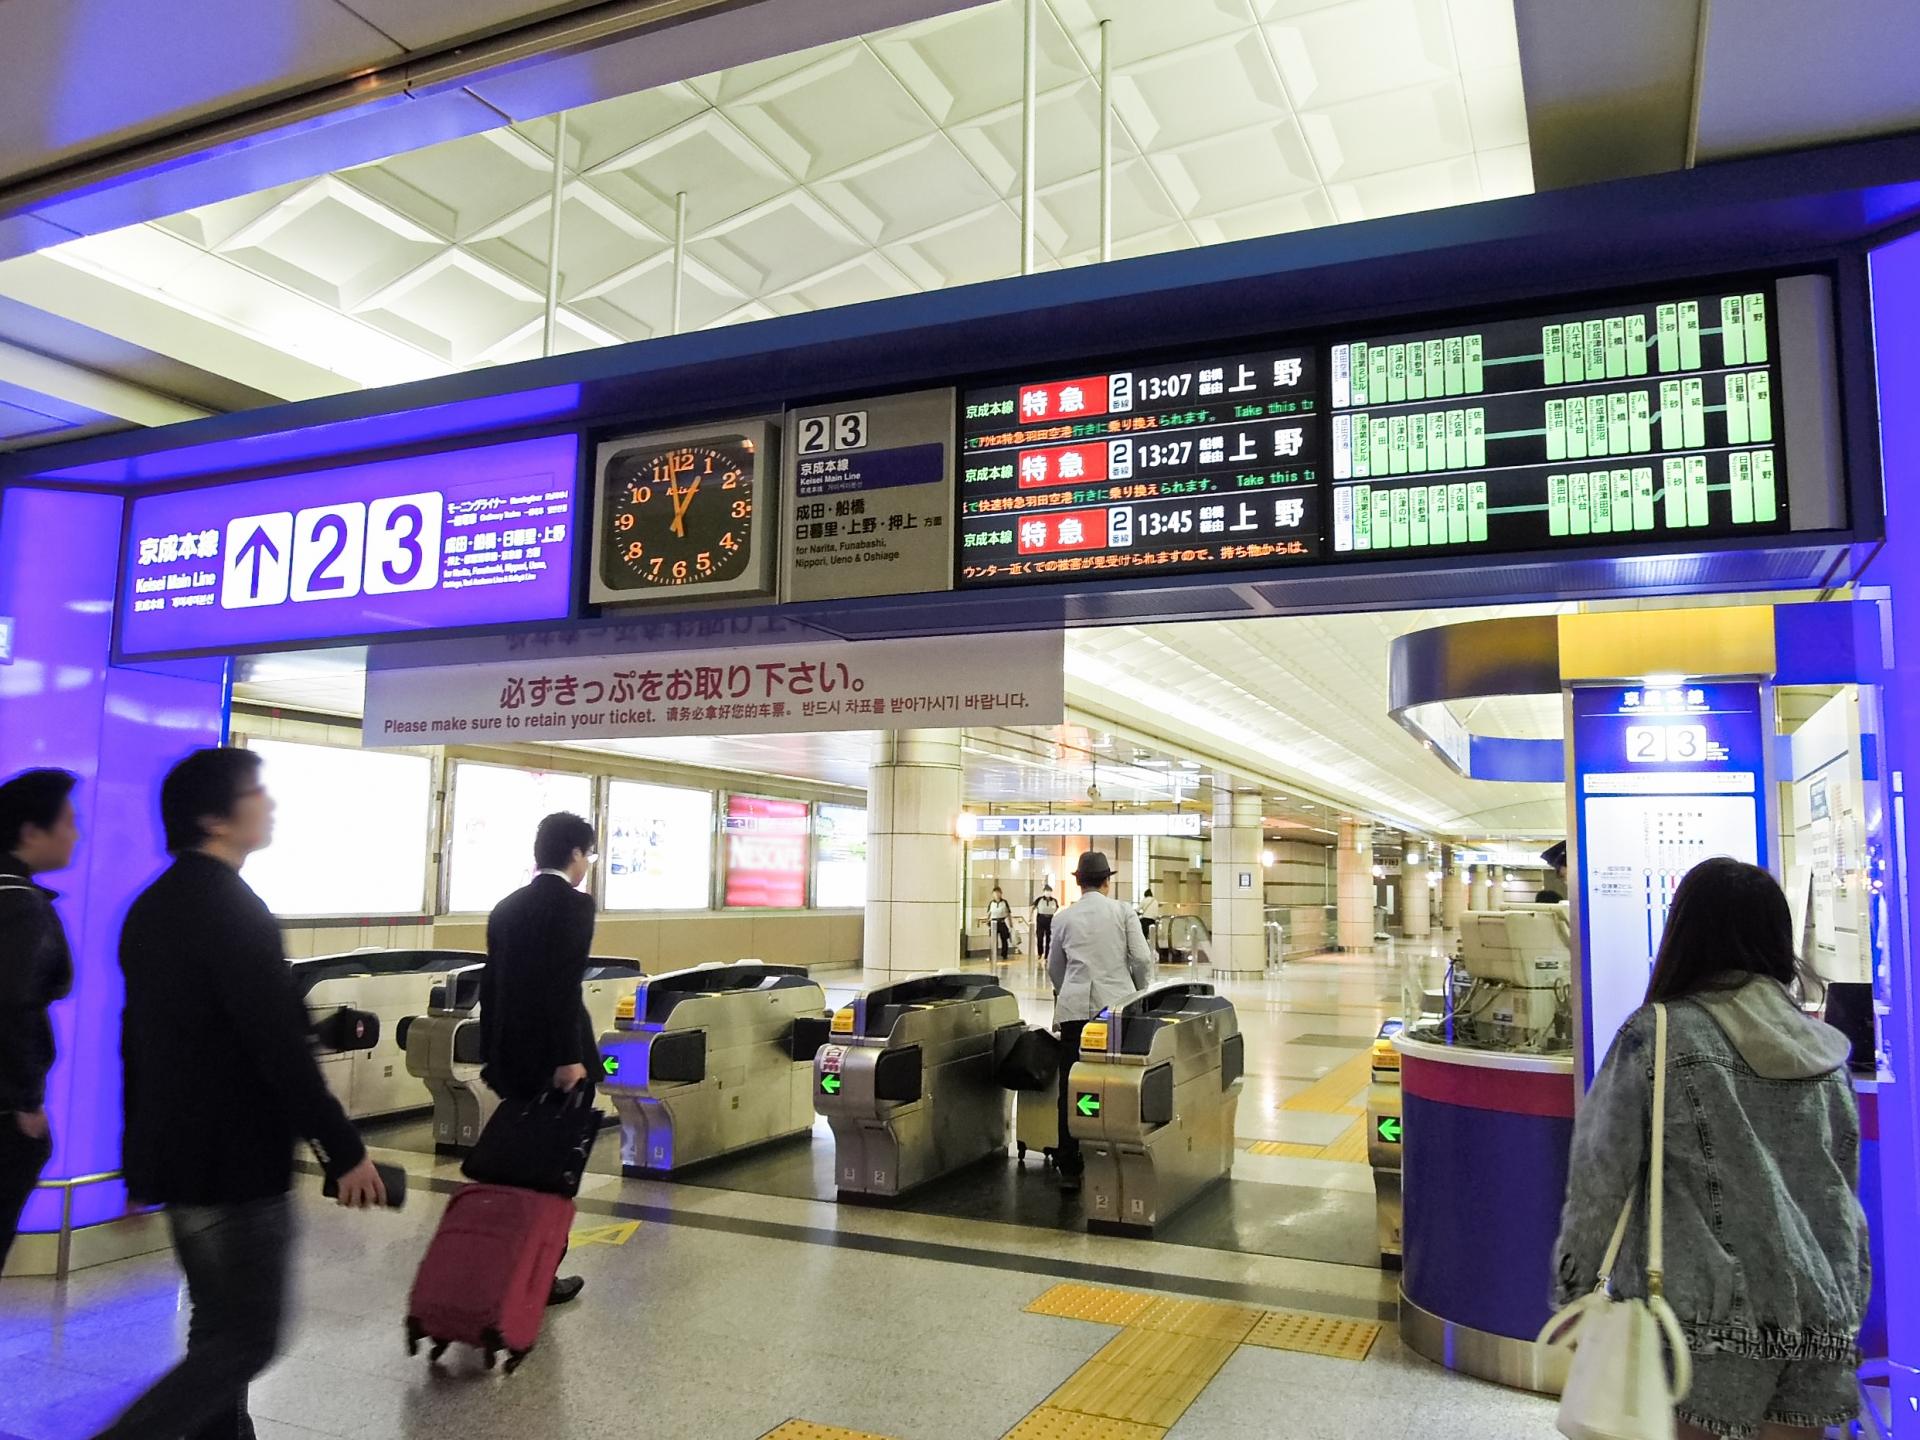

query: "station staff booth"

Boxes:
[4, 126, 1920, 1418]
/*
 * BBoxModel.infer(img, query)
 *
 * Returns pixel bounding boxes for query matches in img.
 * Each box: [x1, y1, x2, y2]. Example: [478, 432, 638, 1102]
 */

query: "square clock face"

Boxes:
[589, 419, 779, 606]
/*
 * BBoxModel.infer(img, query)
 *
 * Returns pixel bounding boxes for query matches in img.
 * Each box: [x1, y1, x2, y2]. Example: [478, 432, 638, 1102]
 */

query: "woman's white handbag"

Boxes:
[1537, 1004, 1693, 1440]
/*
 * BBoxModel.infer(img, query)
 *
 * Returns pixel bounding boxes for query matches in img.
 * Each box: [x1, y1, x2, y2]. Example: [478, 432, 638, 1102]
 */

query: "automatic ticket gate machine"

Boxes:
[292, 948, 486, 1121]
[598, 962, 831, 1174]
[1067, 980, 1245, 1234]
[400, 963, 492, 1151]
[814, 972, 1024, 1199]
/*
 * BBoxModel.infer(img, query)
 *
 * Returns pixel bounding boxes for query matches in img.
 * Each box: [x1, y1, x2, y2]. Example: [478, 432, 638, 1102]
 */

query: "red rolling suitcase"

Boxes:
[406, 1184, 573, 1372]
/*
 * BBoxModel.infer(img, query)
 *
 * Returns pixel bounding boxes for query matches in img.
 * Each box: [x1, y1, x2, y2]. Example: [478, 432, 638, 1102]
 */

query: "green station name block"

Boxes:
[1342, 481, 1486, 551]
[1339, 335, 1485, 406]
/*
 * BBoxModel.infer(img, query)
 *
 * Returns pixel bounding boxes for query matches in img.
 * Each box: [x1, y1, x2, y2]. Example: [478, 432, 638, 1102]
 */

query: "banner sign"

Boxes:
[117, 434, 580, 659]
[959, 813, 1203, 838]
[362, 630, 1064, 747]
[782, 388, 955, 602]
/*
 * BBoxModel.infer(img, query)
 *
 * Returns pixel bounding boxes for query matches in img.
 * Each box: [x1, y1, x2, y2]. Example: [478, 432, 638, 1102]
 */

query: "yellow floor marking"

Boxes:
[1282, 1050, 1373, 1115]
[761, 1423, 895, 1440]
[1025, 1282, 1154, 1326]
[1244, 1139, 1325, 1159]
[1317, 1117, 1370, 1165]
[569, 1220, 641, 1248]
[1244, 1309, 1382, 1361]
[1045, 1329, 1240, 1430]
[1129, 1295, 1264, 1344]
[1002, 1406, 1165, 1439]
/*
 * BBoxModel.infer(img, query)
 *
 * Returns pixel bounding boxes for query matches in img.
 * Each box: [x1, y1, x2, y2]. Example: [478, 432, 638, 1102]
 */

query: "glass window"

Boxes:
[813, 804, 868, 909]
[243, 740, 433, 917]
[723, 795, 810, 909]
[605, 780, 713, 911]
[446, 762, 593, 914]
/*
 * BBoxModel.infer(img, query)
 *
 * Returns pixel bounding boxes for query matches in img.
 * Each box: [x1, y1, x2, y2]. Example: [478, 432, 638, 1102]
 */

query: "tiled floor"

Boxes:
[0, 947, 1561, 1439]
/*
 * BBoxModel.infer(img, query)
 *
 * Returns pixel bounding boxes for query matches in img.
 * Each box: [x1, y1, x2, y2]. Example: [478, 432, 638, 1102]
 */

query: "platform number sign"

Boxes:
[221, 494, 443, 610]
[796, 409, 868, 455]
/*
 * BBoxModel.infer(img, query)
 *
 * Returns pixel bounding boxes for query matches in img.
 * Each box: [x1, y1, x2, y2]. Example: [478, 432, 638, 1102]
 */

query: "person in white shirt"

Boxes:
[1138, 887, 1163, 952]
[986, 886, 1013, 963]
[1031, 882, 1060, 961]
[1047, 851, 1155, 1193]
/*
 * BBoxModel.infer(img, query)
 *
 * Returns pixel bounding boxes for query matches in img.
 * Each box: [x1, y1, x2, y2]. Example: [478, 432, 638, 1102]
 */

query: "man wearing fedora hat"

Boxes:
[1046, 849, 1156, 1193]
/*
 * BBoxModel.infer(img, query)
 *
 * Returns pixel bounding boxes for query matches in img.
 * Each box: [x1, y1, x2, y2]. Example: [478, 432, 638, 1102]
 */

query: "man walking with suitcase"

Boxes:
[95, 747, 387, 1440]
[0, 769, 79, 1274]
[480, 810, 602, 1306]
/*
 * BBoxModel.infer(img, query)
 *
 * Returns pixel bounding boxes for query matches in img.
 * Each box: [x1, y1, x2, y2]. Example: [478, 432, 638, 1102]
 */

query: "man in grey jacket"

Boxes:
[1047, 850, 1155, 1194]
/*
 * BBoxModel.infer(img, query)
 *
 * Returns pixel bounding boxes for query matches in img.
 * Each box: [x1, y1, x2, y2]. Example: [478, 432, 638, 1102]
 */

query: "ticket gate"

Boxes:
[815, 972, 1024, 1199]
[1067, 980, 1244, 1234]
[292, 948, 485, 1121]
[401, 963, 492, 1151]
[599, 962, 831, 1173]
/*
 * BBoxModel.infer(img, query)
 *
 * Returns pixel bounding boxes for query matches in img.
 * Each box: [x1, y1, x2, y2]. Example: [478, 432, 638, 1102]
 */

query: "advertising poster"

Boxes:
[242, 740, 433, 917]
[605, 780, 714, 910]
[813, 803, 869, 908]
[725, 795, 809, 909]
[447, 763, 594, 913]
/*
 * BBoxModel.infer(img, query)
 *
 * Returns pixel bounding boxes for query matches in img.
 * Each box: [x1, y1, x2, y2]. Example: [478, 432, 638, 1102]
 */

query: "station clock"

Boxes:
[589, 420, 779, 606]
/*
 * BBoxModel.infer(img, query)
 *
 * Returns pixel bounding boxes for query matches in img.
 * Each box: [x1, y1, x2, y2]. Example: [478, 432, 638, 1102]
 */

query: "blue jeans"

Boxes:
[93, 1195, 294, 1440]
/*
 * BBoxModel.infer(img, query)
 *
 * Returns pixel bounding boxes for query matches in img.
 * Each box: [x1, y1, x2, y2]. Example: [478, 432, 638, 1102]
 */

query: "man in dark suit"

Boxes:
[97, 746, 385, 1440]
[481, 810, 600, 1306]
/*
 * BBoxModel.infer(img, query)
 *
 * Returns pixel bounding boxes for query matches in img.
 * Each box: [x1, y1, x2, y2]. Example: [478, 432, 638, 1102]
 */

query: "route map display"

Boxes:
[956, 346, 1321, 586]
[1327, 285, 1788, 556]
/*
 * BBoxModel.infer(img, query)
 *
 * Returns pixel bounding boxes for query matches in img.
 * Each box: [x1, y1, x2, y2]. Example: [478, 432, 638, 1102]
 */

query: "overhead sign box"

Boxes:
[116, 434, 580, 659]
[958, 813, 1204, 838]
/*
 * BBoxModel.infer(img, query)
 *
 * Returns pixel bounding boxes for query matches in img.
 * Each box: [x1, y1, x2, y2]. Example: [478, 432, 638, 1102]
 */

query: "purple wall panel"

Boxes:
[0, 487, 224, 1233]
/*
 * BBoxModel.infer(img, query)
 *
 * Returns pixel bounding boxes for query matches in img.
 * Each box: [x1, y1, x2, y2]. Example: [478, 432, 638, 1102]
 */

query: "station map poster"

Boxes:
[1571, 681, 1769, 1082]
[782, 388, 955, 601]
[118, 434, 580, 658]
[1329, 286, 1789, 558]
[955, 345, 1321, 586]
[724, 794, 810, 908]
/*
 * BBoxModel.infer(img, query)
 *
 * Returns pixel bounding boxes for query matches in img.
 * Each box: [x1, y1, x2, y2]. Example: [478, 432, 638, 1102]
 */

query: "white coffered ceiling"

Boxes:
[0, 0, 1533, 410]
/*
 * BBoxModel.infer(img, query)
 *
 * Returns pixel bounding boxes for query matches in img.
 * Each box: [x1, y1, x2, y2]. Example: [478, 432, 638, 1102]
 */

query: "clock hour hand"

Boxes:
[669, 477, 701, 538]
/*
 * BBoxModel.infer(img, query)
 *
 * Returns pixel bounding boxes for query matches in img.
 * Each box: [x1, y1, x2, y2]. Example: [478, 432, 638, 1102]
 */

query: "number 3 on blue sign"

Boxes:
[219, 493, 442, 611]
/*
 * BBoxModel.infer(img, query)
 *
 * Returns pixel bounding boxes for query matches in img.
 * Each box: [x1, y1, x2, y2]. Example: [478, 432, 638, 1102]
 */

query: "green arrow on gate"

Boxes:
[1075, 1092, 1101, 1118]
[1376, 1115, 1403, 1144]
[601, 1054, 620, 1078]
[820, 1073, 842, 1095]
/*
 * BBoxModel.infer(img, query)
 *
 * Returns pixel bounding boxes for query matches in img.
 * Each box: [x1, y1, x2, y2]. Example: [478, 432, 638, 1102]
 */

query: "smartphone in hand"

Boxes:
[324, 1161, 408, 1209]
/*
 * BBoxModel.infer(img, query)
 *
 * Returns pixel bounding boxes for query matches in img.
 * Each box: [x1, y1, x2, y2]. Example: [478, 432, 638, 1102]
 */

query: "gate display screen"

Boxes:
[1328, 286, 1788, 557]
[956, 346, 1321, 586]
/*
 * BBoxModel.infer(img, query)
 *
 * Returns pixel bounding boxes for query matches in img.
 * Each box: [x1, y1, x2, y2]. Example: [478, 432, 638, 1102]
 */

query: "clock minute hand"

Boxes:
[670, 476, 701, 538]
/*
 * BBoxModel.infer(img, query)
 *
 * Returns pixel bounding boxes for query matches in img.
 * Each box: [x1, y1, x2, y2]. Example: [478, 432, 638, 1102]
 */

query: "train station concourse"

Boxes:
[4, 1, 1920, 1437]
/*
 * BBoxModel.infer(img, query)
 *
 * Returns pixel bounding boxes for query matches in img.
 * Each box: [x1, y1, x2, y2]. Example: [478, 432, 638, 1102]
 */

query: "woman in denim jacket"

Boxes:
[1552, 858, 1870, 1440]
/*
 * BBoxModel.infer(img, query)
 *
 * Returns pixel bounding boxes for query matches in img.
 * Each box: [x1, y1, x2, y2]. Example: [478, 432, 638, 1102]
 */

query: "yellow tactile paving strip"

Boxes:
[1281, 1049, 1373, 1115]
[1018, 1282, 1384, 1433]
[1243, 1114, 1370, 1164]
[1003, 1406, 1165, 1439]
[1245, 1309, 1382, 1361]
[761, 1423, 896, 1440]
[1045, 1329, 1240, 1429]
[1244, 1139, 1324, 1159]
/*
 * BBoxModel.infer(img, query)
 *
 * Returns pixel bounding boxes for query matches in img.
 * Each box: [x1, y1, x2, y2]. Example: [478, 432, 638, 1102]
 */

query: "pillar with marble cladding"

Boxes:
[1440, 845, 1467, 931]
[1490, 865, 1507, 909]
[1401, 851, 1431, 938]
[865, 729, 964, 975]
[1210, 789, 1266, 973]
[1469, 865, 1492, 911]
[1336, 817, 1375, 952]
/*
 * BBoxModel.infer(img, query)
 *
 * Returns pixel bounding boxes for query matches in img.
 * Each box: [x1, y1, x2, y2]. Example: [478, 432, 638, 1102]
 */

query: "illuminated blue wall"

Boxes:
[0, 487, 226, 1230]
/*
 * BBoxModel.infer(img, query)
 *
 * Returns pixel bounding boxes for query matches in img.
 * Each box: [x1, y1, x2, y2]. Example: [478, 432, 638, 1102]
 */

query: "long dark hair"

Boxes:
[1645, 857, 1811, 1003]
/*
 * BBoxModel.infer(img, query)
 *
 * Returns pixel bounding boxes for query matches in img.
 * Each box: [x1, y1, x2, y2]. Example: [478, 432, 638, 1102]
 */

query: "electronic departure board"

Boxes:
[956, 346, 1321, 586]
[1327, 285, 1788, 556]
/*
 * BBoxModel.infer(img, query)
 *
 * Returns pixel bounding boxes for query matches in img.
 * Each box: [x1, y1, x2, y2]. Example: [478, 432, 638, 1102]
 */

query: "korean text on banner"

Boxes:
[362, 631, 1066, 746]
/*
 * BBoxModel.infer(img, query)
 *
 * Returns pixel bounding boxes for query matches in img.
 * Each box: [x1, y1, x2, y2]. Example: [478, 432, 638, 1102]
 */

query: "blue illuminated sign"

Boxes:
[1571, 681, 1770, 1079]
[116, 434, 581, 659]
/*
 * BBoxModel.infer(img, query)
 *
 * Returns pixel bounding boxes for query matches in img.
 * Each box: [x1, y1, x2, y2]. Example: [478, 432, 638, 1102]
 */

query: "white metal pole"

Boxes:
[1099, 19, 1113, 264]
[672, 190, 688, 335]
[1021, 0, 1038, 276]
[542, 112, 568, 358]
